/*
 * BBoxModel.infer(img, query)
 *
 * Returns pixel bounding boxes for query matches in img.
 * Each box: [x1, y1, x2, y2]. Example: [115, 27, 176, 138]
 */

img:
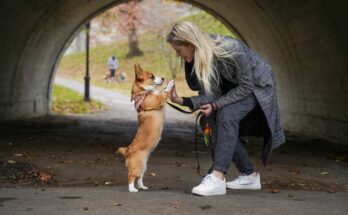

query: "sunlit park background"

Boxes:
[52, 0, 236, 114]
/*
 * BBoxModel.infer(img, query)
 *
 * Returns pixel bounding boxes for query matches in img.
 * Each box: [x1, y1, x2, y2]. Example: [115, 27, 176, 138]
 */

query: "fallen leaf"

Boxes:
[199, 205, 212, 210]
[59, 160, 74, 164]
[112, 202, 122, 207]
[39, 172, 52, 182]
[14, 153, 23, 157]
[175, 162, 187, 167]
[105, 182, 112, 185]
[7, 160, 16, 164]
[170, 202, 180, 209]
[327, 189, 336, 193]
[148, 172, 156, 177]
[320, 172, 329, 175]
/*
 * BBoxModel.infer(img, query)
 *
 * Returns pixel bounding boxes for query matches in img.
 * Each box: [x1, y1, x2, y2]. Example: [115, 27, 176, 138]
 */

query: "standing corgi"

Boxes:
[117, 64, 174, 192]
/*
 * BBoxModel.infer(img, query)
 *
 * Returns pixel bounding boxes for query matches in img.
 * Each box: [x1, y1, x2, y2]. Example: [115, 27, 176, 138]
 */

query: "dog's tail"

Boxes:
[116, 147, 128, 158]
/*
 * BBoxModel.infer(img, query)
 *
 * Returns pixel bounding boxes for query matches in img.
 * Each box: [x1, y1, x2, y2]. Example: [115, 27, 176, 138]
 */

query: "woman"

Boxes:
[166, 21, 285, 196]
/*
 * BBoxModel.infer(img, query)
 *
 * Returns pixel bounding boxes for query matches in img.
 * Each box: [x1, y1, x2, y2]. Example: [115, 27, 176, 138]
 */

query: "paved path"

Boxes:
[0, 78, 346, 215]
[1, 187, 347, 215]
[54, 77, 195, 123]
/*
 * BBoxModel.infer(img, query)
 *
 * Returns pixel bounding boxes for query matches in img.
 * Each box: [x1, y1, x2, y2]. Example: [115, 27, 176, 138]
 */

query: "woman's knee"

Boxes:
[216, 104, 240, 123]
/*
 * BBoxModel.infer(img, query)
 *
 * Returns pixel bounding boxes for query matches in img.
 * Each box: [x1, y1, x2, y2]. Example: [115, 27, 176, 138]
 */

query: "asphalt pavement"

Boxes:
[1, 187, 347, 215]
[0, 77, 347, 215]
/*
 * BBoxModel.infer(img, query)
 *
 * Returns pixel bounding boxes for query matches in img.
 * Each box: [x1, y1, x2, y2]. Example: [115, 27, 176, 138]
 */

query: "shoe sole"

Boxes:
[191, 189, 226, 196]
[226, 184, 261, 190]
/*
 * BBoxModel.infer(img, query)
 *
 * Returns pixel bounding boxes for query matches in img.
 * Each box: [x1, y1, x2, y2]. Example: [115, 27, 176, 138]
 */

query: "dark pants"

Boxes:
[110, 69, 116, 77]
[213, 94, 258, 175]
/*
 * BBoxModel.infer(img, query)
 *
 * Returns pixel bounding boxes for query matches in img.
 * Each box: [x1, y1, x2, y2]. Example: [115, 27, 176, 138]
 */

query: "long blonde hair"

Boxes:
[166, 21, 237, 95]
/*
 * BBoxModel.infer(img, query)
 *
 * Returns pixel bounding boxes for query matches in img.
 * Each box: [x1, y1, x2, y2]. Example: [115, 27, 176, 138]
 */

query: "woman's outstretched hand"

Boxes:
[169, 85, 183, 105]
[164, 80, 175, 92]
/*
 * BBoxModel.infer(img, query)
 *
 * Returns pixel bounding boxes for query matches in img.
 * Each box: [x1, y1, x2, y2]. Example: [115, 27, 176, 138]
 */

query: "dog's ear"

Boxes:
[134, 64, 143, 80]
[137, 64, 143, 72]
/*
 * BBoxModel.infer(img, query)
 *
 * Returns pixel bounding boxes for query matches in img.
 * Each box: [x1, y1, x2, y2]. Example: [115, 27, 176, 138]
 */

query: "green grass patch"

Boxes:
[51, 85, 106, 114]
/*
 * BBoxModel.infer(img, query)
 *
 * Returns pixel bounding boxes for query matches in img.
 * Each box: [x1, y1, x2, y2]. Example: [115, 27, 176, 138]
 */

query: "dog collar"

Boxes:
[134, 91, 148, 112]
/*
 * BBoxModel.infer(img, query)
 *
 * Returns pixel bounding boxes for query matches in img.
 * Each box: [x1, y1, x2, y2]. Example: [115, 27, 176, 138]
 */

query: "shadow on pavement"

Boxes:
[0, 114, 347, 194]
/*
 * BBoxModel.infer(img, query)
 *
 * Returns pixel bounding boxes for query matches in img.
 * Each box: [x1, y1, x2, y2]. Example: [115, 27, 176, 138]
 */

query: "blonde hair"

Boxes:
[166, 21, 237, 95]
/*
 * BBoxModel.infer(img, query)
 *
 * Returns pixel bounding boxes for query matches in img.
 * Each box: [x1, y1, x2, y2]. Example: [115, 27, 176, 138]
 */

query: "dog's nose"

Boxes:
[161, 77, 164, 81]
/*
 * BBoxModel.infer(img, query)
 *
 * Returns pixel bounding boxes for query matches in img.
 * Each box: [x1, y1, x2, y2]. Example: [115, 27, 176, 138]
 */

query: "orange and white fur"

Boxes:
[117, 64, 174, 192]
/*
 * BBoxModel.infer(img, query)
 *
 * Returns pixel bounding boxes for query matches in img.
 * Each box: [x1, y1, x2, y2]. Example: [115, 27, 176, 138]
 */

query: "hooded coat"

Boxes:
[186, 36, 285, 165]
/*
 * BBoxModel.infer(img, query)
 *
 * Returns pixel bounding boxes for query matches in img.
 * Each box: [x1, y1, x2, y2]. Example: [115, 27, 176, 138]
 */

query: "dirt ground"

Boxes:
[0, 114, 347, 194]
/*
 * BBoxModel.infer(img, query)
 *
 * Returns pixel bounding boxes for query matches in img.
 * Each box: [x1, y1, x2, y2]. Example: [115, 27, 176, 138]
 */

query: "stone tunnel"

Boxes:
[0, 0, 347, 144]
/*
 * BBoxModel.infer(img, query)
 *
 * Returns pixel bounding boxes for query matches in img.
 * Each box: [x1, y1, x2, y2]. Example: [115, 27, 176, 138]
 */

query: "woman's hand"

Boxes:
[164, 80, 175, 92]
[170, 85, 183, 105]
[200, 103, 217, 117]
[200, 104, 212, 117]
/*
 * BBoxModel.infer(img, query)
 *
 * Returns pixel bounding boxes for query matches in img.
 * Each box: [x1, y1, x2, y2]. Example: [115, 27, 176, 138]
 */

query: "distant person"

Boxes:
[108, 55, 119, 82]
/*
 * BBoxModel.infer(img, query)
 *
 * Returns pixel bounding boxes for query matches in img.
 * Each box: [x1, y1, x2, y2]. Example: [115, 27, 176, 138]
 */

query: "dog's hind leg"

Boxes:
[137, 176, 148, 190]
[127, 162, 139, 192]
[137, 157, 148, 190]
[127, 158, 142, 192]
[137, 163, 149, 190]
[128, 174, 138, 192]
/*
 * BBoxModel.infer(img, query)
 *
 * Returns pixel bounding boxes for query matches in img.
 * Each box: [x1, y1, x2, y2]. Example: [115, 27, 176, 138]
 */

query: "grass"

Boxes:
[51, 85, 106, 114]
[56, 11, 236, 100]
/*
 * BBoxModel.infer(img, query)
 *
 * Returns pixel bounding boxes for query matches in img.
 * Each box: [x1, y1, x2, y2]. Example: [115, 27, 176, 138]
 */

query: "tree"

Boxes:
[138, 0, 193, 78]
[92, 0, 195, 65]
[118, 0, 143, 58]
[92, 0, 143, 58]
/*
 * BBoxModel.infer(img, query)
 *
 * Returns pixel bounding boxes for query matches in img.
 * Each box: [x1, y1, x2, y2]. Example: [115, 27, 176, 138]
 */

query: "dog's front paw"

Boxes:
[164, 80, 175, 92]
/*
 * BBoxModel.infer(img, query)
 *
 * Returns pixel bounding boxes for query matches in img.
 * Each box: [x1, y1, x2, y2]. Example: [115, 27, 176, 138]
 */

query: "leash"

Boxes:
[166, 102, 195, 114]
[194, 112, 206, 177]
[166, 102, 208, 178]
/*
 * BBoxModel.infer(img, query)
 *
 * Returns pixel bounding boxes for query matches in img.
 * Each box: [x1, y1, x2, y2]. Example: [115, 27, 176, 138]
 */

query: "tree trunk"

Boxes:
[127, 28, 143, 58]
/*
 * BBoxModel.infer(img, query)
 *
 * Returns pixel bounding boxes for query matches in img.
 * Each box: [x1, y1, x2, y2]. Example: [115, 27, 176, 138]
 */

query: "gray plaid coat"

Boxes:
[188, 36, 285, 165]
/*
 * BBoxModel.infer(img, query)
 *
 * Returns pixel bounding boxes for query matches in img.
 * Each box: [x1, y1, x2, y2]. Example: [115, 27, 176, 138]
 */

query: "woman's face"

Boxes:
[170, 43, 195, 62]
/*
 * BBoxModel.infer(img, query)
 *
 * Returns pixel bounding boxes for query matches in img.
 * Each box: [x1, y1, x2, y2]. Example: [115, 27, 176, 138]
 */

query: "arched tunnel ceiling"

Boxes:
[0, 0, 347, 144]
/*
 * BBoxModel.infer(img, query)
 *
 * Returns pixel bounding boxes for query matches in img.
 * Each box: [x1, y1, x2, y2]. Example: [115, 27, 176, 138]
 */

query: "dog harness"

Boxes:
[133, 91, 148, 112]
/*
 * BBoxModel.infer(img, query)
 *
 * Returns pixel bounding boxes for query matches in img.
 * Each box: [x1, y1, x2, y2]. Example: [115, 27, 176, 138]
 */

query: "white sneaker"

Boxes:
[191, 174, 226, 196]
[226, 173, 261, 190]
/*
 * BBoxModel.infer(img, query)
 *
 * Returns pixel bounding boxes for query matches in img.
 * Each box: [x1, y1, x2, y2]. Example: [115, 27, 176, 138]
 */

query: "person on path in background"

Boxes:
[108, 55, 119, 82]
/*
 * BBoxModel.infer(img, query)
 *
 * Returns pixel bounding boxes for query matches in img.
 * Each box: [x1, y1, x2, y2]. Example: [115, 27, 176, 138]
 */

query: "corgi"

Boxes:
[117, 64, 174, 192]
